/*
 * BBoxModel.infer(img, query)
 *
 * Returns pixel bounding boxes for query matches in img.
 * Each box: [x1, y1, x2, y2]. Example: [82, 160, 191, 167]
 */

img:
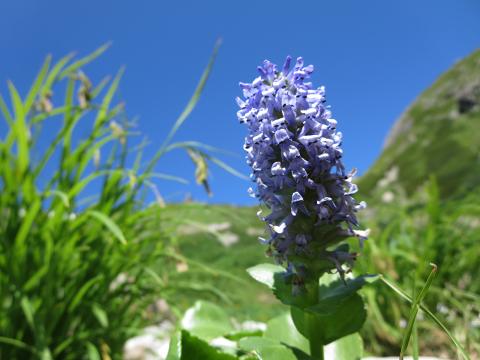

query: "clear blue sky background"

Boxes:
[0, 0, 479, 205]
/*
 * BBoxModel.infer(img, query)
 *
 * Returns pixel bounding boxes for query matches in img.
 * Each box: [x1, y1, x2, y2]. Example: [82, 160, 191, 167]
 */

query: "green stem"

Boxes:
[309, 339, 324, 360]
[307, 278, 324, 359]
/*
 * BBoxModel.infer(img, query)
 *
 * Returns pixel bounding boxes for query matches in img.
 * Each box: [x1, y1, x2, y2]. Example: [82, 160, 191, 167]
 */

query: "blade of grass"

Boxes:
[412, 318, 419, 360]
[0, 93, 14, 127]
[164, 250, 249, 285]
[67, 275, 103, 312]
[168, 281, 233, 305]
[94, 67, 124, 128]
[207, 154, 249, 180]
[0, 337, 36, 353]
[61, 77, 77, 158]
[59, 43, 111, 79]
[146, 172, 189, 184]
[24, 55, 51, 114]
[30, 106, 70, 124]
[165, 140, 235, 156]
[8, 81, 29, 177]
[400, 263, 437, 359]
[14, 200, 41, 264]
[67, 169, 121, 198]
[20, 296, 36, 331]
[91, 76, 111, 98]
[380, 275, 470, 360]
[411, 278, 419, 360]
[87, 210, 127, 245]
[41, 52, 75, 95]
[146, 39, 221, 172]
[44, 189, 70, 208]
[86, 342, 101, 360]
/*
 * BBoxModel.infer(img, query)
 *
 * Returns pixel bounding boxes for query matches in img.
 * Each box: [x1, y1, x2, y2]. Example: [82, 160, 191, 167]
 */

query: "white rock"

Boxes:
[123, 322, 173, 360]
[240, 320, 267, 332]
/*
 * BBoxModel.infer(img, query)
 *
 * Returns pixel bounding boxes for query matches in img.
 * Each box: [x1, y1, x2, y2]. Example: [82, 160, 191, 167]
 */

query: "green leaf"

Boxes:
[92, 303, 109, 328]
[8, 81, 29, 177]
[24, 55, 51, 114]
[400, 264, 437, 359]
[45, 189, 70, 208]
[180, 301, 234, 341]
[91, 76, 111, 98]
[165, 140, 233, 156]
[224, 329, 264, 341]
[159, 39, 221, 152]
[264, 312, 309, 354]
[146, 39, 221, 173]
[250, 267, 375, 348]
[59, 43, 111, 79]
[14, 200, 42, 260]
[94, 67, 124, 128]
[20, 297, 36, 331]
[246, 263, 284, 289]
[238, 337, 302, 360]
[380, 276, 470, 360]
[0, 336, 35, 353]
[0, 92, 14, 126]
[166, 330, 236, 360]
[87, 210, 127, 245]
[166, 331, 182, 360]
[23, 265, 50, 292]
[307, 274, 379, 315]
[40, 348, 53, 360]
[324, 333, 363, 360]
[207, 155, 249, 181]
[68, 275, 102, 312]
[86, 342, 101, 360]
[41, 53, 75, 95]
[147, 172, 189, 184]
[291, 293, 367, 346]
[246, 263, 315, 308]
[319, 273, 379, 298]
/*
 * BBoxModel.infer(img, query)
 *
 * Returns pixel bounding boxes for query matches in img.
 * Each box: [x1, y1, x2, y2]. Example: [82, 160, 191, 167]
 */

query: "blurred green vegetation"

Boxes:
[0, 44, 234, 359]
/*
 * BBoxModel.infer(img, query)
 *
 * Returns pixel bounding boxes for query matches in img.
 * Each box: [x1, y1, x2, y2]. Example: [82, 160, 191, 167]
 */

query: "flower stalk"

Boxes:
[237, 56, 368, 290]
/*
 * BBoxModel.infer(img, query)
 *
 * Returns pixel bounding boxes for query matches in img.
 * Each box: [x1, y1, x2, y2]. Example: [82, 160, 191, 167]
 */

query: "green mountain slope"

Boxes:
[359, 49, 480, 202]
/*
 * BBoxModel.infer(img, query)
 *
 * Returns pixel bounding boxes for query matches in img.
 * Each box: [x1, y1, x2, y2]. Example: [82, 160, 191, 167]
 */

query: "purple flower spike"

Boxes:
[237, 56, 368, 284]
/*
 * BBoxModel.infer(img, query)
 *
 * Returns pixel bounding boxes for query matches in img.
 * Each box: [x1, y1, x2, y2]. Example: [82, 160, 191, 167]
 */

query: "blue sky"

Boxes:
[0, 0, 479, 205]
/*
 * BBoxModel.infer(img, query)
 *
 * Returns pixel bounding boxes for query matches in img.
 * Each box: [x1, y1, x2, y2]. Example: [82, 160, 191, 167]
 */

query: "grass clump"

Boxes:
[0, 43, 224, 359]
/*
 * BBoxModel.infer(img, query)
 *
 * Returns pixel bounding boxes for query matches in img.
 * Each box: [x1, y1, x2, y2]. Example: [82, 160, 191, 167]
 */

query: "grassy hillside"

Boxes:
[359, 49, 480, 203]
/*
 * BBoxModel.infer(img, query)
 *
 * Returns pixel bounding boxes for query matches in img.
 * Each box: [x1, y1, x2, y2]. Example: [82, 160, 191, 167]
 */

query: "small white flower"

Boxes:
[271, 222, 287, 234]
